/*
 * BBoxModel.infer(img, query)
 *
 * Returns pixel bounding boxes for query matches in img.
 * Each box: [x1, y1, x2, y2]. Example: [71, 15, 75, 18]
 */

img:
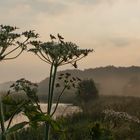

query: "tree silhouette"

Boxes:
[76, 79, 98, 110]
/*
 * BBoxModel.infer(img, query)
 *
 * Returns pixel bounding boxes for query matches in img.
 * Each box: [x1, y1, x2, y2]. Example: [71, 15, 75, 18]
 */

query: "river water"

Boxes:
[5, 103, 81, 127]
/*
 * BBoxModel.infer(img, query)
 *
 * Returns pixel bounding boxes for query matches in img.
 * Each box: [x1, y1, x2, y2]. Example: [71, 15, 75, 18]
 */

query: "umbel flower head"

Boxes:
[0, 25, 38, 61]
[29, 34, 93, 68]
[8, 78, 38, 102]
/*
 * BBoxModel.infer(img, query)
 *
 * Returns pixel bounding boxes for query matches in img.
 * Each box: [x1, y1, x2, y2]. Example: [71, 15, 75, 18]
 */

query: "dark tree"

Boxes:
[76, 79, 99, 110]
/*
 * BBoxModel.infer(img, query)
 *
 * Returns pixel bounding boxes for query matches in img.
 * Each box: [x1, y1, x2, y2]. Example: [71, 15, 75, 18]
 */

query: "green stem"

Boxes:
[45, 62, 54, 140]
[47, 61, 54, 114]
[6, 100, 29, 130]
[45, 123, 50, 140]
[51, 87, 66, 117]
[45, 64, 57, 140]
[1, 134, 6, 140]
[48, 65, 57, 114]
[0, 98, 6, 140]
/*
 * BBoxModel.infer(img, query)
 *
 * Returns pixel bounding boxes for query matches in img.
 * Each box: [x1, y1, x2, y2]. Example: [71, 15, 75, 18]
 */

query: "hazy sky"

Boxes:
[0, 0, 140, 83]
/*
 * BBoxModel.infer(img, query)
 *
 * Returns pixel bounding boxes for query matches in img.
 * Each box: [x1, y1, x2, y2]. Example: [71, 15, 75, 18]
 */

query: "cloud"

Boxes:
[0, 0, 139, 18]
[108, 38, 131, 47]
[76, 0, 114, 5]
[1, 0, 140, 82]
[0, 0, 68, 22]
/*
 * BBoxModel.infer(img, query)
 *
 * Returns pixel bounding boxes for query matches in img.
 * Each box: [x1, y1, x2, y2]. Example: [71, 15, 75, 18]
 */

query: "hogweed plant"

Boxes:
[0, 79, 38, 139]
[0, 25, 38, 140]
[3, 75, 78, 140]
[1, 79, 58, 139]
[29, 34, 93, 140]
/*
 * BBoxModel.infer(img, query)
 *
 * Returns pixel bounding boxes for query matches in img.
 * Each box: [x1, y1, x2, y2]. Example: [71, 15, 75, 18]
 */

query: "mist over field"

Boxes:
[38, 66, 140, 101]
[1, 66, 140, 102]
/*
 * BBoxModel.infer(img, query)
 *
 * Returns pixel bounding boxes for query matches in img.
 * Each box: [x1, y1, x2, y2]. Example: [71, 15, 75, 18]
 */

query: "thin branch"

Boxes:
[46, 54, 52, 62]
[57, 55, 69, 65]
[4, 45, 19, 57]
[58, 53, 79, 66]
[3, 49, 24, 60]
[0, 44, 8, 56]
[36, 53, 51, 64]
[51, 87, 66, 117]
[4, 38, 29, 57]
[39, 51, 51, 63]
[34, 101, 43, 114]
[60, 55, 85, 66]
[6, 100, 29, 130]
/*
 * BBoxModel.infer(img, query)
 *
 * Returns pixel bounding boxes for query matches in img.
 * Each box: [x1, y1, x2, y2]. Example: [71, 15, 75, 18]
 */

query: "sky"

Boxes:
[0, 0, 140, 83]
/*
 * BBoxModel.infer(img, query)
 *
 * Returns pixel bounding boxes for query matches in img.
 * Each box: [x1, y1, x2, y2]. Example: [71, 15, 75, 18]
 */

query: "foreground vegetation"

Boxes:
[0, 25, 93, 140]
[5, 95, 140, 140]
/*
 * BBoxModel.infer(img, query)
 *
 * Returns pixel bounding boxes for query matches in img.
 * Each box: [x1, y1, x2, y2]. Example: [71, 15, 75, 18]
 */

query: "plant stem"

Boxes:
[45, 123, 50, 140]
[6, 100, 29, 130]
[51, 87, 66, 117]
[0, 97, 6, 140]
[45, 62, 54, 140]
[47, 61, 54, 114]
[1, 134, 6, 140]
[49, 65, 57, 113]
[45, 64, 57, 140]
